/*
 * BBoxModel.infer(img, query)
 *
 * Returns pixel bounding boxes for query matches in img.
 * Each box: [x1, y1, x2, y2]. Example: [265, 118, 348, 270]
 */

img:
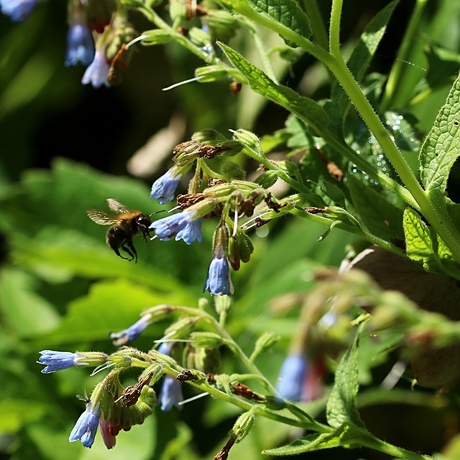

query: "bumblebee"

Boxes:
[87, 198, 153, 262]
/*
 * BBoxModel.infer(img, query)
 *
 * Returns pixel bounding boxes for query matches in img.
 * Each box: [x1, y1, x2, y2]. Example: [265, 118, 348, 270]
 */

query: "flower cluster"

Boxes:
[146, 132, 276, 297]
[1, 0, 136, 89]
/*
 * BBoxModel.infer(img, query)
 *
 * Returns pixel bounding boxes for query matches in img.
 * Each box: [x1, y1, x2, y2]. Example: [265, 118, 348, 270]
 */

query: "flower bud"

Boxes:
[142, 29, 173, 46]
[84, 0, 116, 33]
[141, 304, 176, 321]
[169, 0, 187, 22]
[190, 332, 223, 348]
[252, 332, 280, 359]
[206, 9, 239, 30]
[235, 230, 254, 263]
[105, 20, 137, 65]
[164, 317, 198, 340]
[195, 65, 241, 83]
[231, 410, 256, 442]
[231, 129, 263, 160]
[188, 27, 211, 48]
[228, 234, 240, 271]
[255, 170, 279, 188]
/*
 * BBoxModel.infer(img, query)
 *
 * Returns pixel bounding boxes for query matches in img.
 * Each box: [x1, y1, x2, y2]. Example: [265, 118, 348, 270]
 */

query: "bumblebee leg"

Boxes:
[113, 247, 130, 261]
[142, 229, 154, 242]
[121, 243, 137, 263]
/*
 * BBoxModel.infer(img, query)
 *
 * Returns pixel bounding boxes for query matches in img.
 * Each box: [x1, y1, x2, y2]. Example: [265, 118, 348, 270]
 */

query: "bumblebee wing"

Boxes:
[106, 198, 130, 214]
[87, 209, 118, 226]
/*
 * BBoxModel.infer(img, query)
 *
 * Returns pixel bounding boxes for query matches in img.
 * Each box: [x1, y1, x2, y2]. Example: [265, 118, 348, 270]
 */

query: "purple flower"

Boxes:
[82, 48, 110, 88]
[38, 350, 86, 374]
[150, 169, 182, 204]
[65, 22, 95, 67]
[99, 416, 119, 449]
[150, 210, 202, 244]
[109, 314, 152, 346]
[159, 375, 183, 411]
[276, 354, 307, 402]
[158, 341, 173, 355]
[203, 246, 234, 295]
[0, 0, 37, 21]
[157, 341, 183, 411]
[69, 402, 100, 448]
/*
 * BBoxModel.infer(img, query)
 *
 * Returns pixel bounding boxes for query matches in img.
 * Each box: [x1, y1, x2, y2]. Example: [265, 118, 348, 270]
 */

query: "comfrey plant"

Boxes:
[3, 0, 460, 457]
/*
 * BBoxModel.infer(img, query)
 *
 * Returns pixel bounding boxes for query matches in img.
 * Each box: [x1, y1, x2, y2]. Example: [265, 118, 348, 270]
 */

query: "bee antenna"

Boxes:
[149, 209, 166, 218]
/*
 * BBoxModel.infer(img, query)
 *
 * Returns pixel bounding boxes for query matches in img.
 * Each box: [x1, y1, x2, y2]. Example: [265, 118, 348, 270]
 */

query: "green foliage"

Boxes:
[3, 0, 460, 459]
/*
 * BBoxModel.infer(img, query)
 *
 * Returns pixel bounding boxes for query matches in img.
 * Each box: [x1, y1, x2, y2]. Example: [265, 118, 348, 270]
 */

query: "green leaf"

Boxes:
[219, 43, 329, 137]
[35, 278, 185, 346]
[347, 173, 404, 241]
[424, 41, 460, 90]
[262, 430, 343, 455]
[332, 0, 398, 97]
[0, 399, 47, 433]
[246, 0, 311, 45]
[0, 268, 60, 336]
[403, 207, 459, 278]
[263, 423, 373, 455]
[419, 74, 460, 196]
[326, 325, 365, 429]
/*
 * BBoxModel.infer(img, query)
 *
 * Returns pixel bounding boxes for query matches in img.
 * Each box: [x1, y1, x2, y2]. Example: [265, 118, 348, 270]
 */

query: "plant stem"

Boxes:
[300, 0, 329, 51]
[380, 0, 429, 111]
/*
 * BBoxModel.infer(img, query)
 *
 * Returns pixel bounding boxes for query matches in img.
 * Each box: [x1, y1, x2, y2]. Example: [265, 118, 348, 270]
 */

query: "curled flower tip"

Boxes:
[69, 402, 100, 448]
[38, 350, 85, 374]
[110, 314, 152, 346]
[65, 22, 95, 67]
[150, 169, 182, 204]
[203, 249, 234, 296]
[99, 416, 120, 449]
[82, 49, 110, 88]
[150, 210, 202, 245]
[276, 354, 307, 402]
[159, 375, 183, 411]
[0, 0, 37, 21]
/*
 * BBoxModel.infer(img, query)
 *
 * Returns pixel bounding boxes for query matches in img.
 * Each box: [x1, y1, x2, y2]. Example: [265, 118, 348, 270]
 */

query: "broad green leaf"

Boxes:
[10, 230, 190, 295]
[333, 0, 398, 90]
[347, 173, 404, 241]
[35, 278, 186, 346]
[263, 423, 374, 455]
[219, 43, 329, 137]
[424, 41, 460, 90]
[247, 0, 311, 44]
[0, 268, 60, 336]
[403, 207, 458, 277]
[419, 75, 460, 195]
[326, 325, 365, 429]
[0, 400, 47, 433]
[262, 431, 343, 455]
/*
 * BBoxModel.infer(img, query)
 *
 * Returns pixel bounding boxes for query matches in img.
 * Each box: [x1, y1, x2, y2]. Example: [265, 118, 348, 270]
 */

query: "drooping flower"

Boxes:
[65, 22, 95, 67]
[0, 0, 37, 21]
[82, 48, 110, 88]
[99, 415, 120, 449]
[109, 314, 152, 346]
[84, 0, 117, 33]
[38, 350, 86, 374]
[275, 354, 307, 402]
[157, 342, 183, 411]
[150, 169, 182, 204]
[158, 342, 184, 412]
[69, 402, 100, 448]
[203, 245, 234, 296]
[150, 209, 202, 244]
[159, 374, 183, 411]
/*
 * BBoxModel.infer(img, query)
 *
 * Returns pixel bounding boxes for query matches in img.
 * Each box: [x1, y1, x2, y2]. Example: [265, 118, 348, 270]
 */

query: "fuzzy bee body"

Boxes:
[87, 199, 153, 262]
